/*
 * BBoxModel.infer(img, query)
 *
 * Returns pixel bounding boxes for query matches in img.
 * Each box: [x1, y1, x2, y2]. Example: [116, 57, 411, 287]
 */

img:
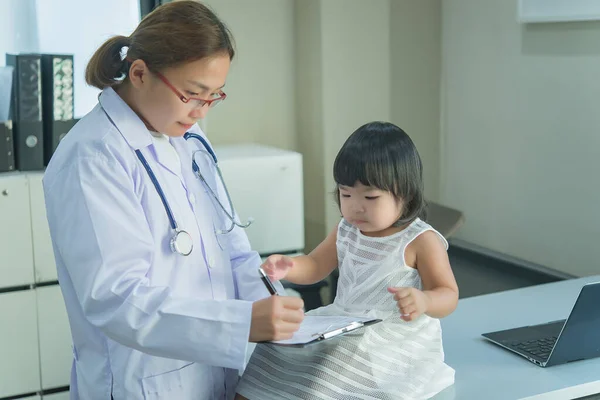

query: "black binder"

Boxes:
[0, 66, 15, 172]
[41, 54, 76, 165]
[0, 120, 15, 172]
[6, 54, 44, 171]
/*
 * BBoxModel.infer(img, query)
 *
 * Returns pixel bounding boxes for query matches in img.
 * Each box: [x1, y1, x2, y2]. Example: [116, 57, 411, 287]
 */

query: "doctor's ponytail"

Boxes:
[85, 36, 131, 89]
[85, 1, 235, 90]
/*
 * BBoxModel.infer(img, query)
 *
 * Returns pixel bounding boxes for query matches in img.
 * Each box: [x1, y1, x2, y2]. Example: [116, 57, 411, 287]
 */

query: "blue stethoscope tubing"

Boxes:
[135, 132, 253, 256]
[135, 149, 194, 256]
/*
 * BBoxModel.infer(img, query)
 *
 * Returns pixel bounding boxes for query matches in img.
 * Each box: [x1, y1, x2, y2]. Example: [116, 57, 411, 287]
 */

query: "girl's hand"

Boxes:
[261, 254, 294, 281]
[387, 287, 431, 321]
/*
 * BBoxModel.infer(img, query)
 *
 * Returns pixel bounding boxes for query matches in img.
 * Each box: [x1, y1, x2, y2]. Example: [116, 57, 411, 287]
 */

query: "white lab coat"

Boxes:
[43, 87, 276, 400]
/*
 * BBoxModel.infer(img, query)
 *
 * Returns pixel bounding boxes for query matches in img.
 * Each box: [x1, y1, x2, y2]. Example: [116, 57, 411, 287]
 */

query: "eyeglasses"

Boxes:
[155, 71, 227, 108]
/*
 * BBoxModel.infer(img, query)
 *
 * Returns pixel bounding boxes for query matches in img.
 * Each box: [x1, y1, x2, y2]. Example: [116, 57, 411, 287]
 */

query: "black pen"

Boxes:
[259, 267, 279, 296]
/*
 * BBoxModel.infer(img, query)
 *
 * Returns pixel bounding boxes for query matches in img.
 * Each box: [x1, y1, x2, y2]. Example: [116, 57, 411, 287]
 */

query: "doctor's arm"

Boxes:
[223, 228, 306, 342]
[44, 153, 266, 369]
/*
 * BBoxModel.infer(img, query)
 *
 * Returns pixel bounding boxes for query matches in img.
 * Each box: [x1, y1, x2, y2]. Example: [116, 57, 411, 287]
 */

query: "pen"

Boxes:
[259, 267, 279, 296]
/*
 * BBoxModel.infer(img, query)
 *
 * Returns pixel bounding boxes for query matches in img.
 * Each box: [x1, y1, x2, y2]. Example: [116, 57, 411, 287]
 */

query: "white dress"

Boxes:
[236, 218, 455, 400]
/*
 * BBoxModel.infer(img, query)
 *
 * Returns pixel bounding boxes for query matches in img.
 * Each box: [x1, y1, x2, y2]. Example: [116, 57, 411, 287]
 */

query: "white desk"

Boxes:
[434, 275, 600, 400]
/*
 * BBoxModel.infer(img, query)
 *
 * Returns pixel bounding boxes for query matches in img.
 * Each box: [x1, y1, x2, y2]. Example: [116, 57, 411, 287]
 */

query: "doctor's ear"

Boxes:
[127, 59, 149, 88]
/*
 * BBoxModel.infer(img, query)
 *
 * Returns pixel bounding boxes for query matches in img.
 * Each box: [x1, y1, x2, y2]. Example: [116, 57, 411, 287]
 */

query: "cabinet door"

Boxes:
[28, 172, 57, 282]
[37, 285, 72, 390]
[0, 290, 41, 397]
[0, 173, 34, 288]
[217, 154, 304, 254]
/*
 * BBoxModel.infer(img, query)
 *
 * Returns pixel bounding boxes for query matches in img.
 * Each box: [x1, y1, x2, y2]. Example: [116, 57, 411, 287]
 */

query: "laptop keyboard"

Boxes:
[511, 336, 558, 359]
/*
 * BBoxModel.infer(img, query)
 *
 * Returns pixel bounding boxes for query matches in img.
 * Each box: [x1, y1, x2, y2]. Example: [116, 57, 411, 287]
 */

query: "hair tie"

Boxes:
[115, 46, 130, 81]
[119, 45, 129, 61]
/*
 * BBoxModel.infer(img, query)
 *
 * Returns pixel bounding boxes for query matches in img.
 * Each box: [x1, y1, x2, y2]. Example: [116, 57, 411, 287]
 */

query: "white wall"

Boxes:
[295, 0, 326, 252]
[391, 0, 441, 202]
[320, 0, 392, 231]
[441, 0, 600, 276]
[0, 0, 39, 60]
[202, 0, 297, 151]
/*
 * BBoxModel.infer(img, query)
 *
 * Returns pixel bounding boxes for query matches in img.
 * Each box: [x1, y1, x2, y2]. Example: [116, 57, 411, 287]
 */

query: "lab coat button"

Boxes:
[188, 193, 196, 203]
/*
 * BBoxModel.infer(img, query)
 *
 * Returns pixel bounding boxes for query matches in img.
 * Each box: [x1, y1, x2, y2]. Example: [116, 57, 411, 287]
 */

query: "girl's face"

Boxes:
[129, 55, 230, 136]
[338, 182, 404, 237]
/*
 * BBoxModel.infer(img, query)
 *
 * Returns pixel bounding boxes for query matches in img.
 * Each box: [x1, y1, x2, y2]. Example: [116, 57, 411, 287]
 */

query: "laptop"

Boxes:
[482, 281, 600, 367]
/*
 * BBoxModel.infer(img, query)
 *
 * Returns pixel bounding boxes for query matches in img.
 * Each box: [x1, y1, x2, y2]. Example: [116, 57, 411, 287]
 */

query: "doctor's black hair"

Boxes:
[86, 0, 235, 89]
[333, 121, 427, 226]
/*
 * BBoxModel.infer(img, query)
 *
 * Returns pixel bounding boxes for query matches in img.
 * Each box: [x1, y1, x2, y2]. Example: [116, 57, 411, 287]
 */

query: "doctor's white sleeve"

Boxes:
[43, 152, 251, 370]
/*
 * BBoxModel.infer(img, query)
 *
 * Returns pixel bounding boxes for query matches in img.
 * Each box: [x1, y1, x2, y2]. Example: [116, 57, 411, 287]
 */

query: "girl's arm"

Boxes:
[390, 231, 459, 320]
[414, 231, 459, 318]
[269, 226, 339, 285]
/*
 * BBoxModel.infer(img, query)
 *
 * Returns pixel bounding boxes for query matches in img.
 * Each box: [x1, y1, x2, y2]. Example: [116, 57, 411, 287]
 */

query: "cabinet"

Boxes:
[0, 172, 70, 398]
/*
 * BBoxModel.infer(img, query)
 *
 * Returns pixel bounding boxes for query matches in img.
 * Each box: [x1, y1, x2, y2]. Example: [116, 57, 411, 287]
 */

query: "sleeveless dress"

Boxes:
[236, 218, 455, 399]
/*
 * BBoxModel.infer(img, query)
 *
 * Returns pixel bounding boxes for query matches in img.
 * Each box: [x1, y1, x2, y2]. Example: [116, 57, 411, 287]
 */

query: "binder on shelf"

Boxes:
[0, 66, 15, 172]
[41, 54, 76, 165]
[0, 66, 13, 121]
[6, 54, 44, 171]
[0, 121, 15, 172]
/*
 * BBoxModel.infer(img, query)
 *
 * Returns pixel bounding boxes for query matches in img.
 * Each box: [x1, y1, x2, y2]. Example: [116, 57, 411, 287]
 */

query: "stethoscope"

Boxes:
[135, 132, 253, 256]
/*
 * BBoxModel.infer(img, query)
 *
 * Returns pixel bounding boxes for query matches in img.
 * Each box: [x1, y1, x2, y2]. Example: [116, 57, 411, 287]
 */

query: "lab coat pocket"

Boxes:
[141, 361, 197, 399]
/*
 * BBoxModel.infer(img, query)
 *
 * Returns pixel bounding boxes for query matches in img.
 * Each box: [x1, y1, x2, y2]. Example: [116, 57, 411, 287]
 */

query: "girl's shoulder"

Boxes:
[407, 219, 448, 252]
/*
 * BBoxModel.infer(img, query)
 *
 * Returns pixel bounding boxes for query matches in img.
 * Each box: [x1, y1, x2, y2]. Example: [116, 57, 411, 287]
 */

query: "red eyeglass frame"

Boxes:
[155, 71, 227, 108]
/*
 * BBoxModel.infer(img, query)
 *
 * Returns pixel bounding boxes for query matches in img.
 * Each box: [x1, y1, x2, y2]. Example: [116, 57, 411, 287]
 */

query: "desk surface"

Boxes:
[434, 275, 600, 400]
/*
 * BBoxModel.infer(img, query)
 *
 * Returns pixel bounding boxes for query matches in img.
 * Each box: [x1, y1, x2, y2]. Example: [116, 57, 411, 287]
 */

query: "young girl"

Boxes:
[235, 121, 458, 400]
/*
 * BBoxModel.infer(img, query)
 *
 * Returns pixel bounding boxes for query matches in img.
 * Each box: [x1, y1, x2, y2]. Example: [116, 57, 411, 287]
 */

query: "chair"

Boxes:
[426, 202, 465, 239]
[281, 280, 329, 311]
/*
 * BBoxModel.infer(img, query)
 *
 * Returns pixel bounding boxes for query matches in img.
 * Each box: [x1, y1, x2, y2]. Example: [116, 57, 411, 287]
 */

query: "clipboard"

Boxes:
[266, 315, 382, 348]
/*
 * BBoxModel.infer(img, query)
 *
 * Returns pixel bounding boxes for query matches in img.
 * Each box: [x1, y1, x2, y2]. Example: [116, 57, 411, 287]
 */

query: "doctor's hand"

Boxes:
[388, 287, 430, 322]
[261, 254, 294, 281]
[249, 295, 304, 342]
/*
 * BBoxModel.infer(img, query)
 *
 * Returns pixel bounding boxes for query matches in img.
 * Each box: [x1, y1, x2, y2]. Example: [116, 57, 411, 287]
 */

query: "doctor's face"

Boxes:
[136, 55, 230, 137]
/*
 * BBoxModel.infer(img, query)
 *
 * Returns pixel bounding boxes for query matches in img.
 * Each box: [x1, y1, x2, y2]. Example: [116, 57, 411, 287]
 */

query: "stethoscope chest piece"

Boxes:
[170, 229, 193, 256]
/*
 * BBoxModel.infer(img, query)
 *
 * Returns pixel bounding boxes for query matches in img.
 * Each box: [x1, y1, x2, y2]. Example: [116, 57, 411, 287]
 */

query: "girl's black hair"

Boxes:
[333, 121, 427, 225]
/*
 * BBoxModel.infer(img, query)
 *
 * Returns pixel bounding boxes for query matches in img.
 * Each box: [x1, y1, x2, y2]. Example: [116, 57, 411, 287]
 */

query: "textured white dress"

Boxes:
[236, 218, 455, 399]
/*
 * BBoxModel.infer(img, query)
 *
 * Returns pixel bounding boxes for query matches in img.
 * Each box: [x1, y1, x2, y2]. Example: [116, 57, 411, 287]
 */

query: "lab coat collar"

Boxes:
[98, 87, 152, 150]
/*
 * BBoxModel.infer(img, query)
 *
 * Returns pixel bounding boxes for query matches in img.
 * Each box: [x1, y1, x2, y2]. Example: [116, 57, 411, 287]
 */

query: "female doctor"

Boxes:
[42, 2, 304, 399]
